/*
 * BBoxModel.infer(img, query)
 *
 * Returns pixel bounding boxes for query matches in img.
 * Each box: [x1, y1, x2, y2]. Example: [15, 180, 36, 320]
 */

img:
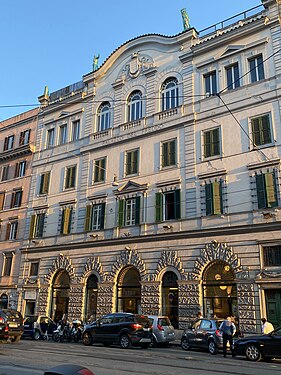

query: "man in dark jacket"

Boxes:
[219, 317, 236, 357]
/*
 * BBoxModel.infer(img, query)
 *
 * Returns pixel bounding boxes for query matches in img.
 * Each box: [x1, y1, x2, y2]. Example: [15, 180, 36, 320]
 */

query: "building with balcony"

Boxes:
[17, 0, 281, 332]
[0, 108, 38, 310]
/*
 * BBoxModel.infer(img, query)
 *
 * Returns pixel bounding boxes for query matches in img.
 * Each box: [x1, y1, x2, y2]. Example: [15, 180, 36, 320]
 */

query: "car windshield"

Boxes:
[3, 310, 22, 319]
[158, 317, 171, 326]
[272, 327, 281, 336]
[24, 316, 38, 323]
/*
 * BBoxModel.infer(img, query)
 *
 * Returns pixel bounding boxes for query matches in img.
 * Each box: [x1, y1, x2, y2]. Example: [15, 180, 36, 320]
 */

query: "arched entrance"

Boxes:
[162, 271, 179, 328]
[51, 270, 70, 322]
[203, 261, 237, 319]
[117, 266, 141, 314]
[0, 293, 8, 309]
[85, 274, 98, 321]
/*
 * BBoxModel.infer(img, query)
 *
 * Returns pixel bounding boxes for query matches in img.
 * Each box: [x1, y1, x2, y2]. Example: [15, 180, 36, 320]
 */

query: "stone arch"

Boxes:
[80, 256, 104, 283]
[45, 254, 75, 285]
[188, 241, 249, 280]
[108, 249, 146, 282]
[154, 250, 186, 281]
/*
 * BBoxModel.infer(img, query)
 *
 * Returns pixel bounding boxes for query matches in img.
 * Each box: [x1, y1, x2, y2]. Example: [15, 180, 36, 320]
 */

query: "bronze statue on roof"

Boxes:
[181, 8, 190, 31]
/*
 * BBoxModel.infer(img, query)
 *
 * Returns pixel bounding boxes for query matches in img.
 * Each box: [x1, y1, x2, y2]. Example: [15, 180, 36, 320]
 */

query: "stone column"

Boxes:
[141, 281, 160, 315]
[96, 282, 114, 318]
[178, 281, 200, 329]
[68, 284, 84, 321]
[36, 284, 50, 316]
[237, 282, 257, 333]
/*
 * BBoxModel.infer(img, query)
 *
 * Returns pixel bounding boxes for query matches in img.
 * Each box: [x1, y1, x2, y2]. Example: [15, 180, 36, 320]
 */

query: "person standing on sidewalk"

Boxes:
[219, 317, 236, 357]
[261, 318, 274, 334]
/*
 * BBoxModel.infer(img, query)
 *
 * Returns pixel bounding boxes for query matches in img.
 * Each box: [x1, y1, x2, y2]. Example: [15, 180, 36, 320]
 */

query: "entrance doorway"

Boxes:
[203, 261, 237, 319]
[265, 289, 281, 328]
[0, 294, 8, 309]
[85, 274, 98, 322]
[162, 271, 179, 328]
[51, 270, 70, 322]
[117, 267, 141, 314]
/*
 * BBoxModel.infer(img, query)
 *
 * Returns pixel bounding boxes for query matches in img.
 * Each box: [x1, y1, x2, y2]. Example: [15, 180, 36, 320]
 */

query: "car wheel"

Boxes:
[119, 334, 131, 349]
[33, 330, 41, 341]
[208, 340, 218, 355]
[245, 344, 262, 361]
[82, 331, 93, 346]
[181, 337, 191, 351]
[140, 343, 149, 349]
[149, 336, 157, 348]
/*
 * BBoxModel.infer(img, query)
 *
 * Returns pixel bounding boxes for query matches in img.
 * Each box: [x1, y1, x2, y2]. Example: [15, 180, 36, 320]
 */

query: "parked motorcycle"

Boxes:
[69, 319, 83, 343]
[52, 323, 71, 343]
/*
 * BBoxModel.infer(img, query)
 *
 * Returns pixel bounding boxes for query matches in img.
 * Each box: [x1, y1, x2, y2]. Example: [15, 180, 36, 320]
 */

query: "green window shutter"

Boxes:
[101, 158, 105, 181]
[135, 196, 141, 225]
[169, 140, 176, 166]
[213, 181, 222, 215]
[252, 118, 261, 146]
[265, 172, 277, 208]
[126, 152, 132, 175]
[118, 199, 125, 227]
[44, 173, 50, 194]
[162, 142, 168, 167]
[212, 128, 220, 156]
[155, 192, 163, 222]
[6, 223, 11, 240]
[38, 213, 45, 237]
[29, 214, 36, 239]
[94, 161, 99, 182]
[205, 184, 213, 216]
[204, 131, 211, 158]
[60, 209, 65, 234]
[84, 205, 92, 231]
[132, 150, 138, 174]
[256, 174, 266, 209]
[71, 167, 76, 188]
[100, 202, 106, 229]
[261, 115, 271, 144]
[174, 189, 181, 219]
[62, 208, 72, 234]
[65, 169, 70, 188]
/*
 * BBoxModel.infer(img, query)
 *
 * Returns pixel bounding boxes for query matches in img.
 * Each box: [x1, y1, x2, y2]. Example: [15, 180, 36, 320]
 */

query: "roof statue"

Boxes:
[92, 54, 100, 72]
[181, 8, 190, 31]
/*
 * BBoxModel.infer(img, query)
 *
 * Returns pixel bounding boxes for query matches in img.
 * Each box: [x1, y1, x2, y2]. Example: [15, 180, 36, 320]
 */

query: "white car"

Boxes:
[148, 315, 175, 347]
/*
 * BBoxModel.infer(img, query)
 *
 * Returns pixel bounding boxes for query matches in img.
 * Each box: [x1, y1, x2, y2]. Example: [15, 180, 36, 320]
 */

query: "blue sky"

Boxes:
[0, 0, 260, 120]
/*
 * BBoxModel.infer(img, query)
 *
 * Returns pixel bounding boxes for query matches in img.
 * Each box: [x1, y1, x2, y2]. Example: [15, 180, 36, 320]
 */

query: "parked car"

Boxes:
[0, 308, 24, 342]
[22, 315, 57, 340]
[148, 315, 175, 347]
[181, 318, 224, 354]
[0, 315, 9, 342]
[82, 312, 152, 349]
[233, 326, 281, 361]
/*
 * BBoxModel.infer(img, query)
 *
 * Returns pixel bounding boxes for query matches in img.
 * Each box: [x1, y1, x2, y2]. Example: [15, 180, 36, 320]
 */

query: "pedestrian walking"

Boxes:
[219, 317, 236, 357]
[261, 318, 274, 334]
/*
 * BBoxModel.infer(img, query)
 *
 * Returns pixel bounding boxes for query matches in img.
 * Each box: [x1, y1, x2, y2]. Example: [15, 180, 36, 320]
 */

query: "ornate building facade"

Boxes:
[12, 0, 281, 333]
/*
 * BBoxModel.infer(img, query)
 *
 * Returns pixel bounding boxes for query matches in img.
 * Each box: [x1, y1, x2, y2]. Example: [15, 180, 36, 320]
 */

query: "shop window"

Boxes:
[263, 245, 281, 267]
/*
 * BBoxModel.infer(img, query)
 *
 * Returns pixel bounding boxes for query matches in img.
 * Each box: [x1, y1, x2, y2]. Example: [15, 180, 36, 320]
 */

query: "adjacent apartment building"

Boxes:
[11, 0, 281, 333]
[0, 109, 38, 310]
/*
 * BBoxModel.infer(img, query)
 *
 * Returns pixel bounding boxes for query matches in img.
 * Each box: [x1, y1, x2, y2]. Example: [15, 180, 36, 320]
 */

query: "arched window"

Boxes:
[127, 91, 142, 122]
[97, 102, 111, 131]
[161, 78, 179, 111]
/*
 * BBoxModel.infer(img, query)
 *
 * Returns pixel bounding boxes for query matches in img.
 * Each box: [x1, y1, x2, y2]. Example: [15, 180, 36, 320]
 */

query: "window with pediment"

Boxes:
[97, 102, 111, 132]
[161, 78, 179, 111]
[127, 90, 142, 122]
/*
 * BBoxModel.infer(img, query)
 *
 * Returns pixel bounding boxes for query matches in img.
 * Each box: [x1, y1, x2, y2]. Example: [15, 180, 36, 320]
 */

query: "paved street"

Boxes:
[0, 339, 280, 375]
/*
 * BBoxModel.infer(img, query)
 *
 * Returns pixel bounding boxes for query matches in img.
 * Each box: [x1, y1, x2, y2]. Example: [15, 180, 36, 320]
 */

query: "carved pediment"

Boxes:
[114, 180, 148, 195]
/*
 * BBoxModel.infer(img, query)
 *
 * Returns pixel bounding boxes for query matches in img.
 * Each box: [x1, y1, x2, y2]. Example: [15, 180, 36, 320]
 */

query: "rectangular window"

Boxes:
[58, 124, 67, 145]
[15, 161, 26, 178]
[29, 262, 39, 277]
[6, 221, 18, 240]
[10, 189, 23, 208]
[256, 172, 278, 209]
[118, 197, 140, 227]
[205, 181, 223, 216]
[46, 129, 55, 148]
[203, 128, 220, 158]
[94, 158, 106, 183]
[155, 190, 181, 222]
[1, 165, 9, 181]
[19, 129, 30, 146]
[3, 135, 14, 151]
[60, 207, 73, 235]
[249, 55, 265, 83]
[3, 254, 13, 276]
[65, 166, 76, 189]
[226, 63, 240, 90]
[0, 192, 5, 210]
[125, 149, 139, 176]
[39, 172, 50, 195]
[72, 120, 80, 142]
[263, 245, 281, 267]
[162, 139, 176, 168]
[84, 203, 106, 231]
[204, 71, 217, 96]
[251, 114, 272, 147]
[29, 213, 45, 239]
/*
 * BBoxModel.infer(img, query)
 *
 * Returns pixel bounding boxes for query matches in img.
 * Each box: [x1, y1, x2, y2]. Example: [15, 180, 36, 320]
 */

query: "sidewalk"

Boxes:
[171, 329, 183, 346]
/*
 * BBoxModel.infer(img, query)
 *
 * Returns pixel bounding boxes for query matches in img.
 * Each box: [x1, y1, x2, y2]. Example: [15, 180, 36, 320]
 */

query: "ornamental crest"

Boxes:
[118, 52, 155, 80]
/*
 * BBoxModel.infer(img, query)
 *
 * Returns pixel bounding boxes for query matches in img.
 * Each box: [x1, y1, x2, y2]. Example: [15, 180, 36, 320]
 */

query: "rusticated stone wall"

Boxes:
[141, 282, 160, 315]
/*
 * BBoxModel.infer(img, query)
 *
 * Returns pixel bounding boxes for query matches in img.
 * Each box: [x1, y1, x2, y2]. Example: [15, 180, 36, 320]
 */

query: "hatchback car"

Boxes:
[233, 326, 281, 361]
[181, 318, 224, 354]
[0, 308, 24, 342]
[148, 315, 175, 347]
[22, 315, 57, 340]
[0, 315, 9, 341]
[82, 312, 152, 349]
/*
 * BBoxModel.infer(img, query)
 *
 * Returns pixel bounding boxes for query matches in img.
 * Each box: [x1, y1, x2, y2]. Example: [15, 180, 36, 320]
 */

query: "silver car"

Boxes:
[148, 315, 175, 347]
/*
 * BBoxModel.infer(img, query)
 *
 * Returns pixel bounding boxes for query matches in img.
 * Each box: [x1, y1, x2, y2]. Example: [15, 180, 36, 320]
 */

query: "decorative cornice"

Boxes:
[156, 178, 181, 188]
[0, 144, 35, 162]
[247, 158, 280, 170]
[198, 169, 227, 180]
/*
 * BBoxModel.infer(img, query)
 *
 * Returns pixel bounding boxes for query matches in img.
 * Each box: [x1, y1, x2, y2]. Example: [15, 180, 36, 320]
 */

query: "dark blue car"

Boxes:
[233, 326, 281, 361]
